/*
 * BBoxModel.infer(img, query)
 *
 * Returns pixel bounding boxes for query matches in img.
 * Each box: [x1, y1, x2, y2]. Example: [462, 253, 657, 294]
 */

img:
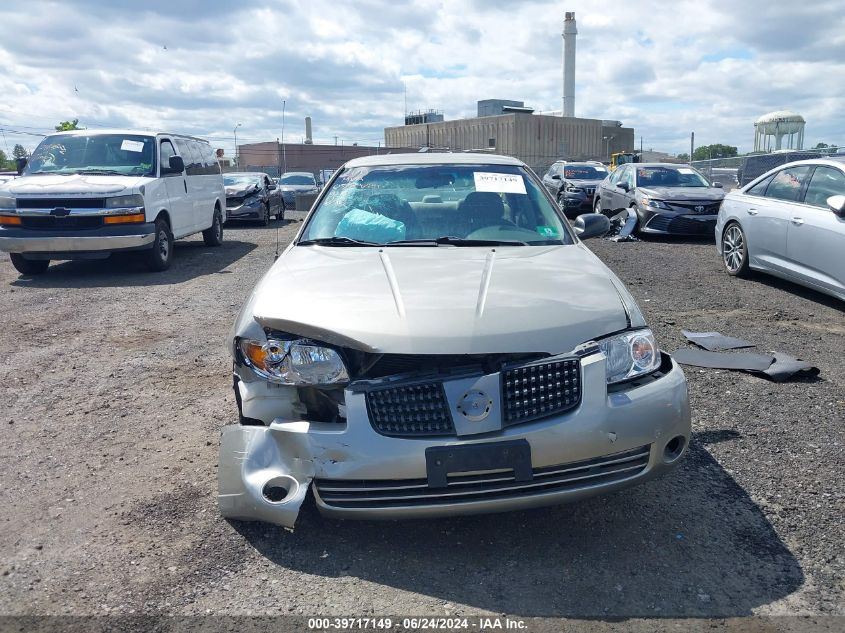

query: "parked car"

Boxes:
[594, 163, 725, 236]
[541, 161, 609, 218]
[276, 171, 319, 209]
[218, 153, 690, 528]
[0, 129, 224, 274]
[224, 172, 284, 224]
[716, 158, 845, 301]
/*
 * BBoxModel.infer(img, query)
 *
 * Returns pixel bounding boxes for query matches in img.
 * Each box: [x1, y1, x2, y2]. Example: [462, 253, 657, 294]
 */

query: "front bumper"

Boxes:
[0, 223, 155, 254]
[218, 352, 691, 527]
[560, 196, 594, 219]
[638, 207, 717, 236]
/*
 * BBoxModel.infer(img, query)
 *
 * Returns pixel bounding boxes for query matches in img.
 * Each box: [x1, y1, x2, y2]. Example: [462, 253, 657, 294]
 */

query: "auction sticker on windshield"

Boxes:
[120, 140, 145, 152]
[474, 172, 526, 194]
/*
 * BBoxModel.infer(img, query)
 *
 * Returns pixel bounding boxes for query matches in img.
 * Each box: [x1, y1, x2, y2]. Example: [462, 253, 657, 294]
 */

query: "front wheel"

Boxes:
[260, 203, 270, 226]
[593, 197, 603, 215]
[10, 254, 49, 275]
[721, 222, 750, 277]
[203, 209, 223, 246]
[144, 217, 173, 272]
[279, 201, 286, 221]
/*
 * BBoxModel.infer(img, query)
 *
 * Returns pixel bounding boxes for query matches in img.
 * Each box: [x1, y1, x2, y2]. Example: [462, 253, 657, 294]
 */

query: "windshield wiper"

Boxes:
[298, 236, 381, 247]
[386, 236, 530, 247]
[76, 169, 125, 175]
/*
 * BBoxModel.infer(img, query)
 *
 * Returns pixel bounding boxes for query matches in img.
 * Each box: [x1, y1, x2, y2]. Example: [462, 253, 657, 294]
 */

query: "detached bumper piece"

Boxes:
[314, 444, 650, 509]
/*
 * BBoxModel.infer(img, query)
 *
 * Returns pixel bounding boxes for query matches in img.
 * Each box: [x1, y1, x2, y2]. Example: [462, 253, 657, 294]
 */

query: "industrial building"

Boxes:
[384, 109, 634, 176]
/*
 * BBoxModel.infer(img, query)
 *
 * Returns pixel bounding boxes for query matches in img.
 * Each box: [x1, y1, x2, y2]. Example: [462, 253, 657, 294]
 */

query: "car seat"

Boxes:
[459, 191, 507, 234]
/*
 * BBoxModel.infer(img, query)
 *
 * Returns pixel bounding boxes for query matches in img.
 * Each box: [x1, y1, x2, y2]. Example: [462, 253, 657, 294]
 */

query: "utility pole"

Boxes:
[690, 132, 694, 162]
[281, 99, 287, 175]
[233, 122, 242, 168]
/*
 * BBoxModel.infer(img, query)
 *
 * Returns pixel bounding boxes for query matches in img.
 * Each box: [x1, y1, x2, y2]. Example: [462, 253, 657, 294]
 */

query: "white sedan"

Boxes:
[715, 158, 845, 301]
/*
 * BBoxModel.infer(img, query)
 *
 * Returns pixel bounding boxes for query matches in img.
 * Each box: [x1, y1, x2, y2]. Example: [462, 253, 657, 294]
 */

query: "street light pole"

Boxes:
[281, 99, 287, 175]
[233, 122, 242, 169]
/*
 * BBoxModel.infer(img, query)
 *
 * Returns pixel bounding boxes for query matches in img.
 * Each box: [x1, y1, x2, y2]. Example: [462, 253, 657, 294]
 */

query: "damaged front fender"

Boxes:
[218, 423, 316, 528]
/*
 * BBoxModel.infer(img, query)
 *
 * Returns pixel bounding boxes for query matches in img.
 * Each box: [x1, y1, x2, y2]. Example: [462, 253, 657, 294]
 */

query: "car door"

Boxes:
[747, 165, 812, 273]
[172, 138, 204, 231]
[610, 166, 633, 213]
[597, 167, 621, 214]
[785, 165, 845, 295]
[263, 175, 281, 215]
[543, 162, 562, 196]
[159, 138, 192, 237]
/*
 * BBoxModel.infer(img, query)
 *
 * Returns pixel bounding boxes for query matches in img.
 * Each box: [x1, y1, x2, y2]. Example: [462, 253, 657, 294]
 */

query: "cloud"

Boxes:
[0, 0, 843, 158]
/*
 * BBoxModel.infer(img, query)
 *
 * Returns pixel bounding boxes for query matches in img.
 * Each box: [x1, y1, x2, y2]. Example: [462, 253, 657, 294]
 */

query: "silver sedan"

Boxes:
[715, 158, 845, 301]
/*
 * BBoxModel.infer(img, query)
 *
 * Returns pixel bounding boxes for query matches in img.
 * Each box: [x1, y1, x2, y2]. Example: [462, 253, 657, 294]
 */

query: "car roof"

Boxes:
[227, 172, 266, 177]
[343, 153, 526, 168]
[46, 128, 210, 143]
[629, 163, 695, 168]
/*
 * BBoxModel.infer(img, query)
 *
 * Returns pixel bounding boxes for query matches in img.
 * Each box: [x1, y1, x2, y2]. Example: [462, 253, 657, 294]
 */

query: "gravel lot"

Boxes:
[0, 219, 842, 620]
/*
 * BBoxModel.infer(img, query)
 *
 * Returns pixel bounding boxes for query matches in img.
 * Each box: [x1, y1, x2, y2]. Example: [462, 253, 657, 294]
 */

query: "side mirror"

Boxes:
[551, 174, 561, 180]
[166, 155, 185, 174]
[712, 181, 723, 189]
[15, 157, 27, 175]
[827, 195, 845, 217]
[573, 213, 611, 239]
[618, 181, 630, 192]
[267, 183, 277, 190]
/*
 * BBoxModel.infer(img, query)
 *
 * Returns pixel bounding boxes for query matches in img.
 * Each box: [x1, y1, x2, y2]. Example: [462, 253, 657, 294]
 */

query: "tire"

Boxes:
[10, 253, 49, 275]
[144, 217, 173, 272]
[260, 203, 270, 226]
[203, 209, 223, 247]
[594, 197, 603, 215]
[721, 221, 750, 277]
[279, 201, 286, 222]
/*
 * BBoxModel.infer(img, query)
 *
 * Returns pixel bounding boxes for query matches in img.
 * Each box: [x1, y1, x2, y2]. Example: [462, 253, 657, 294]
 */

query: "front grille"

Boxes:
[502, 358, 581, 426]
[667, 201, 721, 214]
[646, 214, 715, 235]
[366, 382, 454, 437]
[583, 186, 596, 195]
[226, 196, 244, 207]
[20, 216, 103, 230]
[16, 198, 105, 209]
[315, 444, 651, 509]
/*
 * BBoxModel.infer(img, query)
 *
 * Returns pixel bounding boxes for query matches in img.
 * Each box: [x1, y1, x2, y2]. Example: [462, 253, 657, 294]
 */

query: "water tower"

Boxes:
[754, 111, 805, 152]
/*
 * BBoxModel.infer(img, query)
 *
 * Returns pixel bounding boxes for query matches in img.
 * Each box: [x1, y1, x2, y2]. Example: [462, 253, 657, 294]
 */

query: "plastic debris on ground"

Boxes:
[682, 330, 756, 351]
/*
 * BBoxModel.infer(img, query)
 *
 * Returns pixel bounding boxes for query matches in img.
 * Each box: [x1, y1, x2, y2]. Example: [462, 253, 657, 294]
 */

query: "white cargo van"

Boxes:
[0, 129, 225, 274]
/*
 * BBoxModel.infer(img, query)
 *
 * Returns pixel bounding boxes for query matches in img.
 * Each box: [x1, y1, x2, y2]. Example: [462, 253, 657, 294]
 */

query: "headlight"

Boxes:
[238, 337, 349, 385]
[598, 329, 660, 384]
[565, 184, 583, 193]
[0, 195, 15, 211]
[639, 196, 671, 210]
[105, 194, 144, 209]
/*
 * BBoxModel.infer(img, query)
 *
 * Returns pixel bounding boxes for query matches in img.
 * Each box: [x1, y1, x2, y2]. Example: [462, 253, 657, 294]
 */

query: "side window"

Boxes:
[201, 144, 220, 175]
[746, 173, 774, 196]
[173, 138, 200, 176]
[160, 140, 177, 175]
[608, 167, 624, 186]
[803, 167, 845, 208]
[765, 166, 812, 202]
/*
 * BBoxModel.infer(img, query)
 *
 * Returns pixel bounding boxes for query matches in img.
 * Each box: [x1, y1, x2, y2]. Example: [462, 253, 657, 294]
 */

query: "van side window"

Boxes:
[200, 144, 220, 175]
[160, 140, 177, 175]
[174, 139, 201, 176]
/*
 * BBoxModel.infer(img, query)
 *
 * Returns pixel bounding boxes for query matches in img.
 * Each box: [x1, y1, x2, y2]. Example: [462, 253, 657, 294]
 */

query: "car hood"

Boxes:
[4, 174, 149, 195]
[247, 244, 631, 355]
[225, 185, 259, 196]
[637, 186, 725, 201]
[566, 178, 604, 186]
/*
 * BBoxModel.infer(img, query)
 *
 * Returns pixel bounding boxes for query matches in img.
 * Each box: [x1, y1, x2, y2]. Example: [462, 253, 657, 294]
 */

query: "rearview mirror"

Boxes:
[573, 213, 611, 239]
[267, 183, 277, 190]
[15, 157, 27, 175]
[618, 182, 630, 192]
[827, 194, 845, 217]
[712, 181, 723, 189]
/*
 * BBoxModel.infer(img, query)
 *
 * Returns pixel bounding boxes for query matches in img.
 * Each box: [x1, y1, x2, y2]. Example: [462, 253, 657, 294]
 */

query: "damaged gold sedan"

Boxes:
[218, 153, 691, 528]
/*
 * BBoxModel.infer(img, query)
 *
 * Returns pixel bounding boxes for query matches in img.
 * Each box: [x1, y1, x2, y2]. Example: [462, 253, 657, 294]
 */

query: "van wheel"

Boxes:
[203, 209, 223, 247]
[144, 217, 173, 272]
[10, 254, 49, 275]
[260, 203, 271, 226]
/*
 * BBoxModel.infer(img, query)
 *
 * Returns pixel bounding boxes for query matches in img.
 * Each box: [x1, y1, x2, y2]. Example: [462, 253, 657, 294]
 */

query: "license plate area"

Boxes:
[425, 439, 532, 488]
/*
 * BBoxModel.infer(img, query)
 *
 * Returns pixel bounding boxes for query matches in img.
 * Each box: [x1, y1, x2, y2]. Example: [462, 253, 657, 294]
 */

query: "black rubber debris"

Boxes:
[671, 348, 820, 382]
[682, 330, 756, 351]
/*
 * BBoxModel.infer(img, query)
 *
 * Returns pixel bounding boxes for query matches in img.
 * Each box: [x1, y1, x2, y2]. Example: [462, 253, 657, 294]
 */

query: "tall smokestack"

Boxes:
[562, 11, 577, 117]
[304, 116, 313, 144]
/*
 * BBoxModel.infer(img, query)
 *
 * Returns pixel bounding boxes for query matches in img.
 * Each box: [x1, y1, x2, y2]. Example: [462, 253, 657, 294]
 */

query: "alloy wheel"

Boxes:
[722, 225, 744, 273]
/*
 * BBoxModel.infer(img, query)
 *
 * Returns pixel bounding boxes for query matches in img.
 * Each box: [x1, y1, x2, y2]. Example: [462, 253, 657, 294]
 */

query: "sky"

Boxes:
[1, 0, 843, 160]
